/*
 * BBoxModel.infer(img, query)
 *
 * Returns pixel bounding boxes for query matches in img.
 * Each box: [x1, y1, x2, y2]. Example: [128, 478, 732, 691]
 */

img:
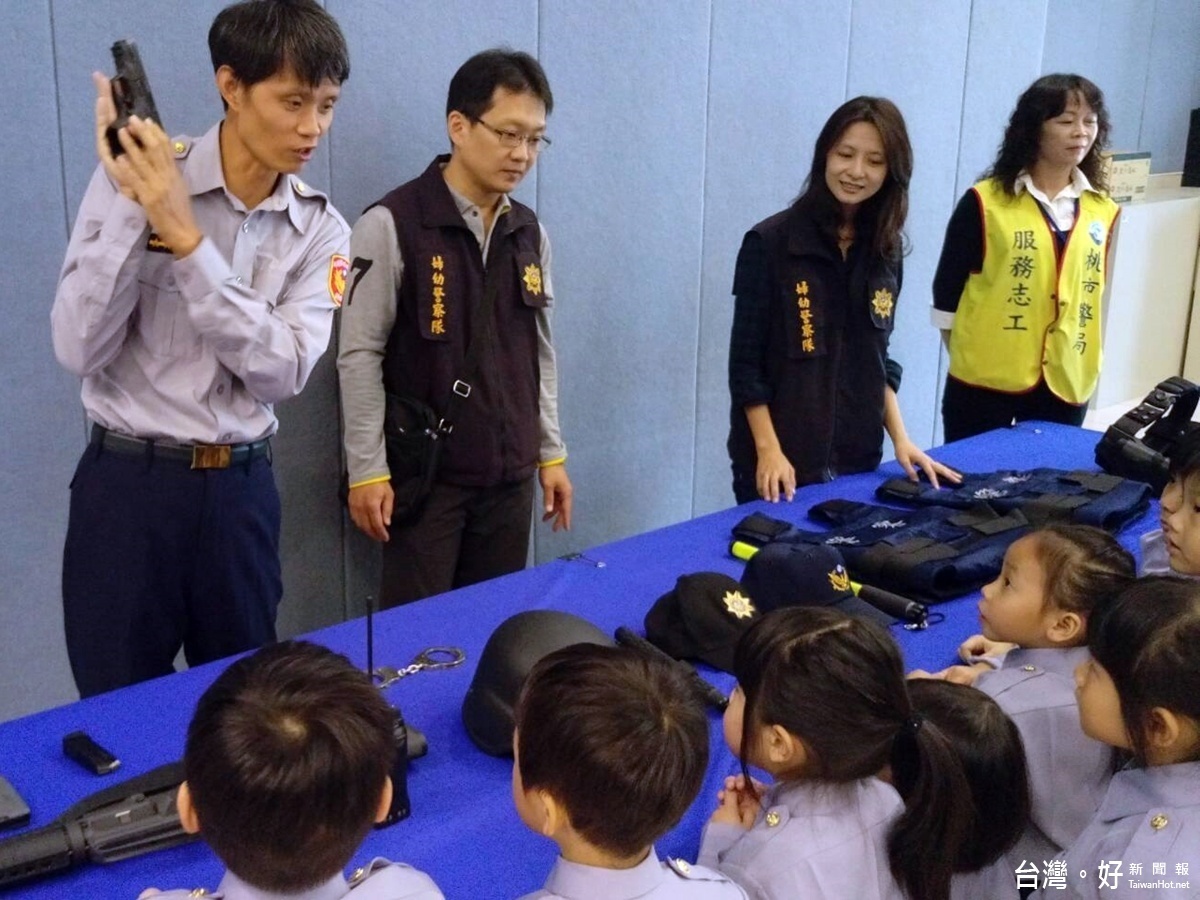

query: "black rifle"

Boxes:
[0, 762, 193, 888]
[106, 40, 162, 157]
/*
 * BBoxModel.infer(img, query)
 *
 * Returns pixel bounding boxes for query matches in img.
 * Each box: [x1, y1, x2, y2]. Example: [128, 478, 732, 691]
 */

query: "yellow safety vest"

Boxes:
[948, 178, 1118, 404]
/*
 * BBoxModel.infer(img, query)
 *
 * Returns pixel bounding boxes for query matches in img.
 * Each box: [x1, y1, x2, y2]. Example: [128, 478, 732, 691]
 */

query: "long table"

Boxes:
[0, 422, 1156, 899]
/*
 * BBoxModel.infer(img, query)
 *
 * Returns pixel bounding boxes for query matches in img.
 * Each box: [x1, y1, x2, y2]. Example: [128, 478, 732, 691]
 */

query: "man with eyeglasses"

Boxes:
[338, 48, 572, 606]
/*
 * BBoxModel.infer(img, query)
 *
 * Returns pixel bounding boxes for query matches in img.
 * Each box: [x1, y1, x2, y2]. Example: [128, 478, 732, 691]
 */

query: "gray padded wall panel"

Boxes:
[847, 0, 971, 453]
[0, 2, 78, 720]
[536, 0, 712, 556]
[1043, 0, 1154, 154]
[1140, 0, 1200, 172]
[692, 1, 853, 516]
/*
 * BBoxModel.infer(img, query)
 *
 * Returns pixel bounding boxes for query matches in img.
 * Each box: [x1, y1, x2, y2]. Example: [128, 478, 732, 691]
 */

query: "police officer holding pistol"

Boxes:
[51, 0, 351, 697]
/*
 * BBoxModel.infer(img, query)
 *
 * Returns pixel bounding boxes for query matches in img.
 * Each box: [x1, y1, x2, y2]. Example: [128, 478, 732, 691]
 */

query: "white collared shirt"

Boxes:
[1015, 167, 1094, 232]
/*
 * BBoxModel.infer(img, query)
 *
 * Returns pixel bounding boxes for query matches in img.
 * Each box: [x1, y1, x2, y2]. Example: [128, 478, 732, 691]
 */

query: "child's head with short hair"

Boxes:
[1076, 576, 1200, 766]
[726, 606, 973, 900]
[179, 640, 395, 893]
[1159, 430, 1200, 575]
[907, 679, 1031, 873]
[512, 643, 709, 864]
[978, 524, 1134, 648]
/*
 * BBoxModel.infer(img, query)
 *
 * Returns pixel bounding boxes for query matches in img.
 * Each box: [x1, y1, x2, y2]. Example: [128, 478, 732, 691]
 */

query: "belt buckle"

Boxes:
[191, 444, 233, 469]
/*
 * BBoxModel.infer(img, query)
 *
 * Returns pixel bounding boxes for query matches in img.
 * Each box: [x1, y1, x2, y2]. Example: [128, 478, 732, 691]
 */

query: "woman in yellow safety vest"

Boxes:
[932, 74, 1117, 442]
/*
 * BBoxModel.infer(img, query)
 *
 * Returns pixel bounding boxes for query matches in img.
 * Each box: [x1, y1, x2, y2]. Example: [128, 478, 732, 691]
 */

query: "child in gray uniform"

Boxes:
[907, 679, 1030, 900]
[512, 643, 747, 900]
[138, 640, 443, 900]
[1047, 577, 1200, 898]
[1141, 429, 1200, 576]
[917, 524, 1134, 873]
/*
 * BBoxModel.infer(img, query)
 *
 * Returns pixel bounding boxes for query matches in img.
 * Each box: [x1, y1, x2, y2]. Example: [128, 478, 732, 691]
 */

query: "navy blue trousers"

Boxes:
[62, 442, 281, 697]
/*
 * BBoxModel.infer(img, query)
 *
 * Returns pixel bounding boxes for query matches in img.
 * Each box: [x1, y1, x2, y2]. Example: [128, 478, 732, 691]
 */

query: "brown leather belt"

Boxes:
[90, 424, 270, 470]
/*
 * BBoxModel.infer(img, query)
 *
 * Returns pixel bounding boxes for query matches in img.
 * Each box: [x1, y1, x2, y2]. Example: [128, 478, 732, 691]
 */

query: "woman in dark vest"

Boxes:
[933, 74, 1117, 442]
[727, 97, 958, 504]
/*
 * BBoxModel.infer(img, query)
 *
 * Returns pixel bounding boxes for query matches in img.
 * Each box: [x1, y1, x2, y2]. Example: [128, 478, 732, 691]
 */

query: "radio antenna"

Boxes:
[366, 594, 375, 678]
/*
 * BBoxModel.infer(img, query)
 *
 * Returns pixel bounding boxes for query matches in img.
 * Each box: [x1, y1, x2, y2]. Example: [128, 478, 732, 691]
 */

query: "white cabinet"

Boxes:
[1088, 182, 1200, 426]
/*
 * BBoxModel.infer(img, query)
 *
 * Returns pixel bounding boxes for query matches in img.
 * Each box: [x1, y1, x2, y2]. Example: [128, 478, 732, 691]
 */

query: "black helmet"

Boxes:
[461, 610, 614, 756]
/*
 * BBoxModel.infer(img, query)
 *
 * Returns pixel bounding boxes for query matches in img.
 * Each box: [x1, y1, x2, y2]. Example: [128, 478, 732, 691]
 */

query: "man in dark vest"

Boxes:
[338, 49, 572, 607]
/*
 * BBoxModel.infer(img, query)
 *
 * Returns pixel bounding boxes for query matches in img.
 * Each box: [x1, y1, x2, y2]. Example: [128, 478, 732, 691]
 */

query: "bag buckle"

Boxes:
[191, 444, 233, 469]
[452, 380, 471, 398]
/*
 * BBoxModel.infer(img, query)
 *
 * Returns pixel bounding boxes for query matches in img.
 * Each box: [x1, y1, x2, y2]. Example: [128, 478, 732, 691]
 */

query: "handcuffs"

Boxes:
[373, 646, 466, 689]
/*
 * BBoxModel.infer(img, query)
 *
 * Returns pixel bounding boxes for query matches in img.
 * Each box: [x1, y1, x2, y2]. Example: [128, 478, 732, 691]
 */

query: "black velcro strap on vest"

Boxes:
[1061, 470, 1124, 494]
[877, 478, 924, 499]
[947, 505, 1030, 535]
[858, 537, 960, 590]
[807, 499, 874, 526]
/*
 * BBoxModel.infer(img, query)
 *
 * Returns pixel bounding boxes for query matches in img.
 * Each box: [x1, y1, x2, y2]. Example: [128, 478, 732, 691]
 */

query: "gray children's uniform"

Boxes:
[697, 778, 906, 900]
[143, 858, 444, 899]
[975, 646, 1114, 869]
[951, 858, 1020, 900]
[518, 848, 748, 899]
[1037, 762, 1200, 899]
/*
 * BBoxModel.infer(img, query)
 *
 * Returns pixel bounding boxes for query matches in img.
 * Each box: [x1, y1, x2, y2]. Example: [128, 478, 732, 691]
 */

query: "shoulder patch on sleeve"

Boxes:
[329, 254, 350, 307]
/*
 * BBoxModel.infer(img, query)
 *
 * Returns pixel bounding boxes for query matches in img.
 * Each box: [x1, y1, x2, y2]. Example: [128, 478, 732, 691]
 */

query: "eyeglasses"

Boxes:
[469, 116, 551, 154]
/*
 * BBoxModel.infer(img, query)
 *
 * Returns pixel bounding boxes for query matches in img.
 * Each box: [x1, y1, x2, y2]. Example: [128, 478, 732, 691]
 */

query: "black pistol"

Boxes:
[106, 40, 162, 157]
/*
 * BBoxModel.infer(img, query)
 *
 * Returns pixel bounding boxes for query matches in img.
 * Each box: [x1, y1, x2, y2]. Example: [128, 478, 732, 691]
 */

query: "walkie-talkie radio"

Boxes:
[106, 40, 162, 157]
[365, 596, 411, 826]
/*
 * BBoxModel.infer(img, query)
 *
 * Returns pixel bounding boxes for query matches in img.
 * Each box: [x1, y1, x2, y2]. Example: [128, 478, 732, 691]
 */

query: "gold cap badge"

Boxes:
[723, 590, 756, 620]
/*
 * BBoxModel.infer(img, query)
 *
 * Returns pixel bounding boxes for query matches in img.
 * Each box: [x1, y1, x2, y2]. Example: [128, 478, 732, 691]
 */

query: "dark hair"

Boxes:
[515, 643, 708, 858]
[1088, 576, 1200, 764]
[987, 74, 1110, 194]
[209, 0, 350, 89]
[908, 680, 1030, 872]
[1028, 524, 1135, 616]
[793, 96, 912, 260]
[1167, 427, 1200, 483]
[446, 48, 553, 120]
[733, 608, 971, 900]
[185, 641, 395, 893]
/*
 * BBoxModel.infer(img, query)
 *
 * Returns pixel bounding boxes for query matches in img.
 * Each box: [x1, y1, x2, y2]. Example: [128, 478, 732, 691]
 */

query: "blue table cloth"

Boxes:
[0, 422, 1156, 899]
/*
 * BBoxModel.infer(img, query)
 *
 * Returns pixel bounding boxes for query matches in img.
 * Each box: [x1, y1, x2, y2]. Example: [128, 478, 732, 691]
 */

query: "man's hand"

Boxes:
[348, 481, 394, 542]
[92, 73, 202, 257]
[539, 464, 573, 532]
[755, 448, 796, 503]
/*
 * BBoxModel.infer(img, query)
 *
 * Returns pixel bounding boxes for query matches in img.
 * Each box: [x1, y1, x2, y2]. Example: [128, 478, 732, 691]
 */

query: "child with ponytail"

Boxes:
[698, 607, 974, 900]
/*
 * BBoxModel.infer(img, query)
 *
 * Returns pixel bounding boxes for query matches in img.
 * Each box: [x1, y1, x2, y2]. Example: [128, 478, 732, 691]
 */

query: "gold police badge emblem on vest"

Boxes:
[522, 263, 543, 296]
[872, 288, 894, 319]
